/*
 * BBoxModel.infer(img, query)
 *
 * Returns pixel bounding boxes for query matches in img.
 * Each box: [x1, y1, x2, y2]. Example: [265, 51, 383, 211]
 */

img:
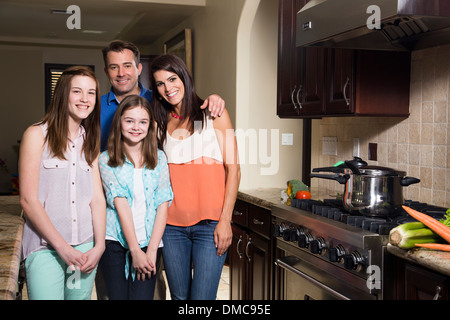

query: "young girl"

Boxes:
[151, 54, 240, 300]
[98, 95, 172, 300]
[19, 66, 106, 300]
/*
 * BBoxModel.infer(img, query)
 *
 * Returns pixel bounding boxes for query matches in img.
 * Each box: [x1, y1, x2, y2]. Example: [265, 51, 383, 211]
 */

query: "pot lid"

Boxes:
[358, 165, 406, 176]
[343, 157, 406, 176]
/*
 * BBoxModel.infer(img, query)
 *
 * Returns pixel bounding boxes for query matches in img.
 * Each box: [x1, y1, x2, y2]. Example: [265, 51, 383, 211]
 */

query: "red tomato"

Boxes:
[295, 191, 311, 199]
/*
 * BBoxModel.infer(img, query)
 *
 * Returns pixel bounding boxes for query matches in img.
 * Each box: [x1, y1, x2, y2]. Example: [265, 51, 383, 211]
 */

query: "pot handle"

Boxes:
[344, 157, 367, 175]
[310, 173, 349, 184]
[400, 177, 420, 186]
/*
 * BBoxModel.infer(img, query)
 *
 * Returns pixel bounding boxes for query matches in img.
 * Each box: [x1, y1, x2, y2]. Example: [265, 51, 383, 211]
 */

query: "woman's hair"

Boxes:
[41, 65, 100, 166]
[150, 54, 205, 146]
[107, 95, 158, 169]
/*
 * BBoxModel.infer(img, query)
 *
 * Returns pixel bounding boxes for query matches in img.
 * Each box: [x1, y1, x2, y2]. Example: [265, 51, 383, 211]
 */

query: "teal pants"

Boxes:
[25, 242, 97, 300]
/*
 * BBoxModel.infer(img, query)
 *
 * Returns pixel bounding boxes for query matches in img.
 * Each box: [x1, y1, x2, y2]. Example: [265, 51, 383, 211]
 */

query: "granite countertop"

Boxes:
[237, 188, 450, 277]
[0, 195, 23, 300]
[237, 188, 283, 210]
[387, 244, 450, 276]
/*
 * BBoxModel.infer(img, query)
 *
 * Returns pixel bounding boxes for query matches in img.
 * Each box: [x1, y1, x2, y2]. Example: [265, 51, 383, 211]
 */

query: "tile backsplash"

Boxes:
[313, 44, 450, 208]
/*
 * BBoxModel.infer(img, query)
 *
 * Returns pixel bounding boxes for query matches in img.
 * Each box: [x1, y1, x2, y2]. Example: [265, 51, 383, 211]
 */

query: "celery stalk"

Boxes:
[389, 222, 442, 249]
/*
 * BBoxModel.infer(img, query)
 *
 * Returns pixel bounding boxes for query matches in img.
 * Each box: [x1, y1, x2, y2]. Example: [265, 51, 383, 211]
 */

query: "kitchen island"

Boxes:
[0, 196, 23, 300]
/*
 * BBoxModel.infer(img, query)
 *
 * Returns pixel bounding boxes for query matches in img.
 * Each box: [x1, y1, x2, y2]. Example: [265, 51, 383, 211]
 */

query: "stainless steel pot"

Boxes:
[310, 157, 420, 217]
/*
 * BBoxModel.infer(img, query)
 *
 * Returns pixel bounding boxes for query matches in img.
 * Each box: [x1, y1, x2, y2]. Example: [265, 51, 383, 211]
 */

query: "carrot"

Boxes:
[402, 205, 450, 243]
[415, 243, 450, 252]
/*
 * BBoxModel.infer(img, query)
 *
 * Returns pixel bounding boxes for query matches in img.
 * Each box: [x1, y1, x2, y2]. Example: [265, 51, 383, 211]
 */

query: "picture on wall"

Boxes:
[164, 28, 192, 75]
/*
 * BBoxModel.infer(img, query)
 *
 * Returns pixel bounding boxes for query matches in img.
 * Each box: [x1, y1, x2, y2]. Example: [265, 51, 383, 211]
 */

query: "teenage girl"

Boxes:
[19, 66, 106, 300]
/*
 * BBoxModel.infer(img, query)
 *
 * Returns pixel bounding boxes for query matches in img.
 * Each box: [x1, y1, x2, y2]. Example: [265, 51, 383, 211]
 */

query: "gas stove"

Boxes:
[288, 198, 446, 235]
[272, 198, 447, 300]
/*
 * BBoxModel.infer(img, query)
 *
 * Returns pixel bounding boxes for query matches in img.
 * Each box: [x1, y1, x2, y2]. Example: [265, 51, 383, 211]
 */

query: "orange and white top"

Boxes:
[163, 115, 225, 226]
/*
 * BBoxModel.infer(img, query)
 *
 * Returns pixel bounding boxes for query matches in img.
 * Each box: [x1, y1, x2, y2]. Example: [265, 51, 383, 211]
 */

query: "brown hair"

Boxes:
[107, 95, 158, 169]
[41, 66, 100, 166]
[102, 40, 140, 67]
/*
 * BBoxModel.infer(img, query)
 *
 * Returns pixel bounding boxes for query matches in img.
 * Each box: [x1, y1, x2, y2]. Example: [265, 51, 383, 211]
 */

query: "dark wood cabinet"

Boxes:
[277, 0, 325, 118]
[387, 253, 450, 300]
[404, 263, 449, 300]
[230, 225, 246, 300]
[229, 199, 273, 300]
[325, 48, 354, 115]
[277, 0, 411, 118]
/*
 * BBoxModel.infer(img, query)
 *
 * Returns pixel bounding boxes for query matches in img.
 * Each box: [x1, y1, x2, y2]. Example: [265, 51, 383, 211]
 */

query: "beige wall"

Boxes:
[0, 45, 108, 192]
[150, 0, 304, 190]
[238, 0, 303, 190]
[312, 44, 450, 208]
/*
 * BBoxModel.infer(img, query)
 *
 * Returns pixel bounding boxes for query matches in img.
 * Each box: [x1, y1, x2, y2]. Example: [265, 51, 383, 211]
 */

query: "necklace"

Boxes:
[171, 111, 182, 120]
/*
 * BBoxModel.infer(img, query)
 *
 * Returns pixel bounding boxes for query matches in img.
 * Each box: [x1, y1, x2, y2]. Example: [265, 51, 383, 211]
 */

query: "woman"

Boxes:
[19, 66, 106, 300]
[151, 54, 240, 300]
[98, 95, 172, 300]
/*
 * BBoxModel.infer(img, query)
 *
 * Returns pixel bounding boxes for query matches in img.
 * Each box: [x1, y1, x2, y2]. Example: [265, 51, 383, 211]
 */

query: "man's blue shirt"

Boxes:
[100, 83, 152, 151]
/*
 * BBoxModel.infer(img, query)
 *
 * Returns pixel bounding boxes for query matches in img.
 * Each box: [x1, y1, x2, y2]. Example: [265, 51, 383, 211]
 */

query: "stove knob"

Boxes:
[328, 245, 346, 263]
[282, 228, 291, 241]
[274, 225, 282, 237]
[298, 232, 313, 248]
[310, 237, 327, 255]
[290, 228, 299, 242]
[344, 251, 365, 272]
[275, 223, 289, 238]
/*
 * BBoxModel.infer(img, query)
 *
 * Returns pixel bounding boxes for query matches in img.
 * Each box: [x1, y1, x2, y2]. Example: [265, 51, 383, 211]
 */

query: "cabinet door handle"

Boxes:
[245, 237, 252, 263]
[253, 218, 264, 225]
[296, 84, 303, 110]
[343, 77, 350, 106]
[233, 210, 243, 216]
[433, 286, 442, 300]
[290, 85, 299, 110]
[236, 235, 243, 259]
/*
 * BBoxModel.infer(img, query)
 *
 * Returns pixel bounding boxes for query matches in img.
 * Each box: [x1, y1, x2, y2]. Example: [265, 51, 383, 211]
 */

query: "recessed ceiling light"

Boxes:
[50, 9, 70, 15]
[82, 30, 107, 34]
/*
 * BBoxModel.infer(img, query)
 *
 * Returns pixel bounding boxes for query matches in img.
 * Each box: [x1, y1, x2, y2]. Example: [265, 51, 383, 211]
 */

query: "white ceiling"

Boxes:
[0, 0, 205, 47]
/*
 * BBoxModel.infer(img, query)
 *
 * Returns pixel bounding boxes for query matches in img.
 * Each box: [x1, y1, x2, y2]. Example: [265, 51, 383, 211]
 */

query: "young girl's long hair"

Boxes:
[107, 95, 158, 169]
[41, 66, 100, 166]
[150, 54, 205, 147]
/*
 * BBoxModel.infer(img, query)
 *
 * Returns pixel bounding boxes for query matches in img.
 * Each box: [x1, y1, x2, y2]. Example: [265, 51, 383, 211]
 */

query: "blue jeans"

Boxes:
[99, 241, 157, 300]
[162, 220, 227, 300]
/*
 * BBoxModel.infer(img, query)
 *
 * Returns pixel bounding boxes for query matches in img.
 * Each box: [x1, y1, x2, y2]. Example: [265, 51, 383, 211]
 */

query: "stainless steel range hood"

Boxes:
[296, 0, 450, 51]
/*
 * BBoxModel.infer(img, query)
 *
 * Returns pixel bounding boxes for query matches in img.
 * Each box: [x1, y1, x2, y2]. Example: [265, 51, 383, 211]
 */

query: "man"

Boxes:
[100, 40, 225, 151]
[96, 40, 225, 300]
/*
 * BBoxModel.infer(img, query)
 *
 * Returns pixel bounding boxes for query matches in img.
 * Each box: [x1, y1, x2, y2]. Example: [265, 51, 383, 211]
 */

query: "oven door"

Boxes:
[276, 256, 349, 300]
[275, 240, 377, 300]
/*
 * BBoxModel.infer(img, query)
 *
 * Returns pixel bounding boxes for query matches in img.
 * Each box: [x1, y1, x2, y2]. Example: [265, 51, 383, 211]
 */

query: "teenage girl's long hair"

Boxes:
[150, 54, 205, 147]
[107, 95, 158, 169]
[40, 66, 101, 166]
